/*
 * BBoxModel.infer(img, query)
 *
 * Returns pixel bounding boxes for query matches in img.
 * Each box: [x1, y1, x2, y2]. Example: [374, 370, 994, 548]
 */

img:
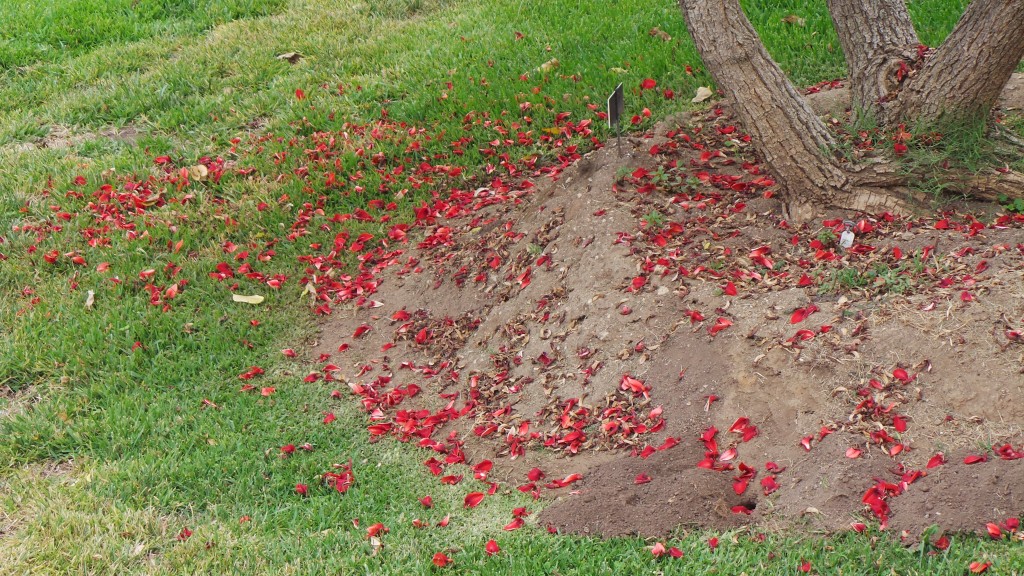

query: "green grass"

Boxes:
[2, 1, 1023, 574]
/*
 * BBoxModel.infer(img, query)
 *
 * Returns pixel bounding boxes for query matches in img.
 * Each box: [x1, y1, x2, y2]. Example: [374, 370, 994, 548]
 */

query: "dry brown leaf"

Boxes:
[648, 27, 672, 41]
[275, 52, 303, 64]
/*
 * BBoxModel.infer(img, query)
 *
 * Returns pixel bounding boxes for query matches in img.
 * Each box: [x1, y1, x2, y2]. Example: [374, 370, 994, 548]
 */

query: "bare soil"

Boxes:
[313, 104, 1024, 543]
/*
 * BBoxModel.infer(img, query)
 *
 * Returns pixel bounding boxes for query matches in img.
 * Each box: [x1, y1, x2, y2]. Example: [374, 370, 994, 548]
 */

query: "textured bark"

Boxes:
[890, 0, 1024, 124]
[677, 0, 1024, 218]
[826, 0, 919, 114]
[679, 0, 850, 214]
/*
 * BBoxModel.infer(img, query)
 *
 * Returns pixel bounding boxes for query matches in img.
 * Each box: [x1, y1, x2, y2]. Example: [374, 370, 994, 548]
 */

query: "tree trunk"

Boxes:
[677, 0, 1024, 219]
[679, 0, 849, 216]
[826, 0, 919, 115]
[889, 0, 1024, 125]
[679, 0, 917, 218]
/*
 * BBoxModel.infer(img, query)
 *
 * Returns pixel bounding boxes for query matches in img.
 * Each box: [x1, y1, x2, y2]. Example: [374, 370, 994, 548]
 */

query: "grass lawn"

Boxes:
[1, 0, 1021, 573]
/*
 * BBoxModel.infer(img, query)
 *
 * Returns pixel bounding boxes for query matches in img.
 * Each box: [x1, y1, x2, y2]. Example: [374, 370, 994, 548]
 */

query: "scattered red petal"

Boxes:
[432, 552, 452, 567]
[464, 492, 485, 508]
[708, 317, 733, 336]
[970, 561, 992, 573]
[485, 539, 501, 556]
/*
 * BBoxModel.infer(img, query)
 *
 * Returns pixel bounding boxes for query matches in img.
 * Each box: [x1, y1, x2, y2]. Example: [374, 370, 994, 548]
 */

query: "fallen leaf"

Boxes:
[538, 58, 560, 73]
[275, 51, 303, 64]
[232, 294, 265, 304]
[692, 86, 713, 103]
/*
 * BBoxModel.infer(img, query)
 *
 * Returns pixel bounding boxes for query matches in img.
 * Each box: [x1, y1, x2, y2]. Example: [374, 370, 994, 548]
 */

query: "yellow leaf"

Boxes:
[537, 58, 559, 73]
[232, 294, 265, 304]
[692, 86, 714, 103]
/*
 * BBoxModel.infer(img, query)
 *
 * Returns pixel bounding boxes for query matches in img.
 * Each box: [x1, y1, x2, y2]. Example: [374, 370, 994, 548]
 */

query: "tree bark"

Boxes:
[679, 0, 850, 216]
[889, 0, 1024, 125]
[677, 0, 1024, 219]
[826, 0, 919, 114]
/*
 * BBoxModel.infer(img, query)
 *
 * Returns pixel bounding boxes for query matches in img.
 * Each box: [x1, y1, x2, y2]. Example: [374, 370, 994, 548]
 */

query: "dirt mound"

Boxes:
[312, 107, 1024, 542]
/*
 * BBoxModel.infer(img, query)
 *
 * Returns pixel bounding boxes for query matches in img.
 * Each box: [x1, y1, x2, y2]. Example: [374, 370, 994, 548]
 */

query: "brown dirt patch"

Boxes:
[311, 106, 1024, 542]
[2, 124, 141, 154]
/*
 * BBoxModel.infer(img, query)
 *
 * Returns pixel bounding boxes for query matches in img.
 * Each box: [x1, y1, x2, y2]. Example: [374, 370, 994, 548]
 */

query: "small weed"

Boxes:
[817, 229, 837, 247]
[642, 210, 665, 228]
[998, 194, 1024, 214]
[820, 262, 919, 296]
[614, 166, 633, 183]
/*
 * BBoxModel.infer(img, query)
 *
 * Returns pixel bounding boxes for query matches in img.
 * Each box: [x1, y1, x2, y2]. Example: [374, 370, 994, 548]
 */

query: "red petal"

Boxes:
[485, 539, 500, 556]
[708, 317, 733, 336]
[419, 495, 433, 508]
[723, 281, 738, 296]
[970, 561, 992, 573]
[846, 447, 862, 459]
[432, 552, 451, 567]
[733, 478, 749, 495]
[650, 542, 666, 557]
[728, 417, 750, 434]
[986, 523, 1002, 539]
[669, 546, 684, 558]
[926, 453, 946, 468]
[526, 467, 545, 482]
[503, 517, 525, 531]
[635, 473, 652, 485]
[464, 492, 485, 508]
[892, 415, 907, 432]
[964, 454, 988, 465]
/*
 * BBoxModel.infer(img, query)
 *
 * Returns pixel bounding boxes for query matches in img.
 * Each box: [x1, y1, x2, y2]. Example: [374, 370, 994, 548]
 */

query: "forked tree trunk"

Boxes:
[826, 0, 919, 114]
[890, 0, 1024, 125]
[678, 0, 1024, 219]
[679, 0, 910, 218]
